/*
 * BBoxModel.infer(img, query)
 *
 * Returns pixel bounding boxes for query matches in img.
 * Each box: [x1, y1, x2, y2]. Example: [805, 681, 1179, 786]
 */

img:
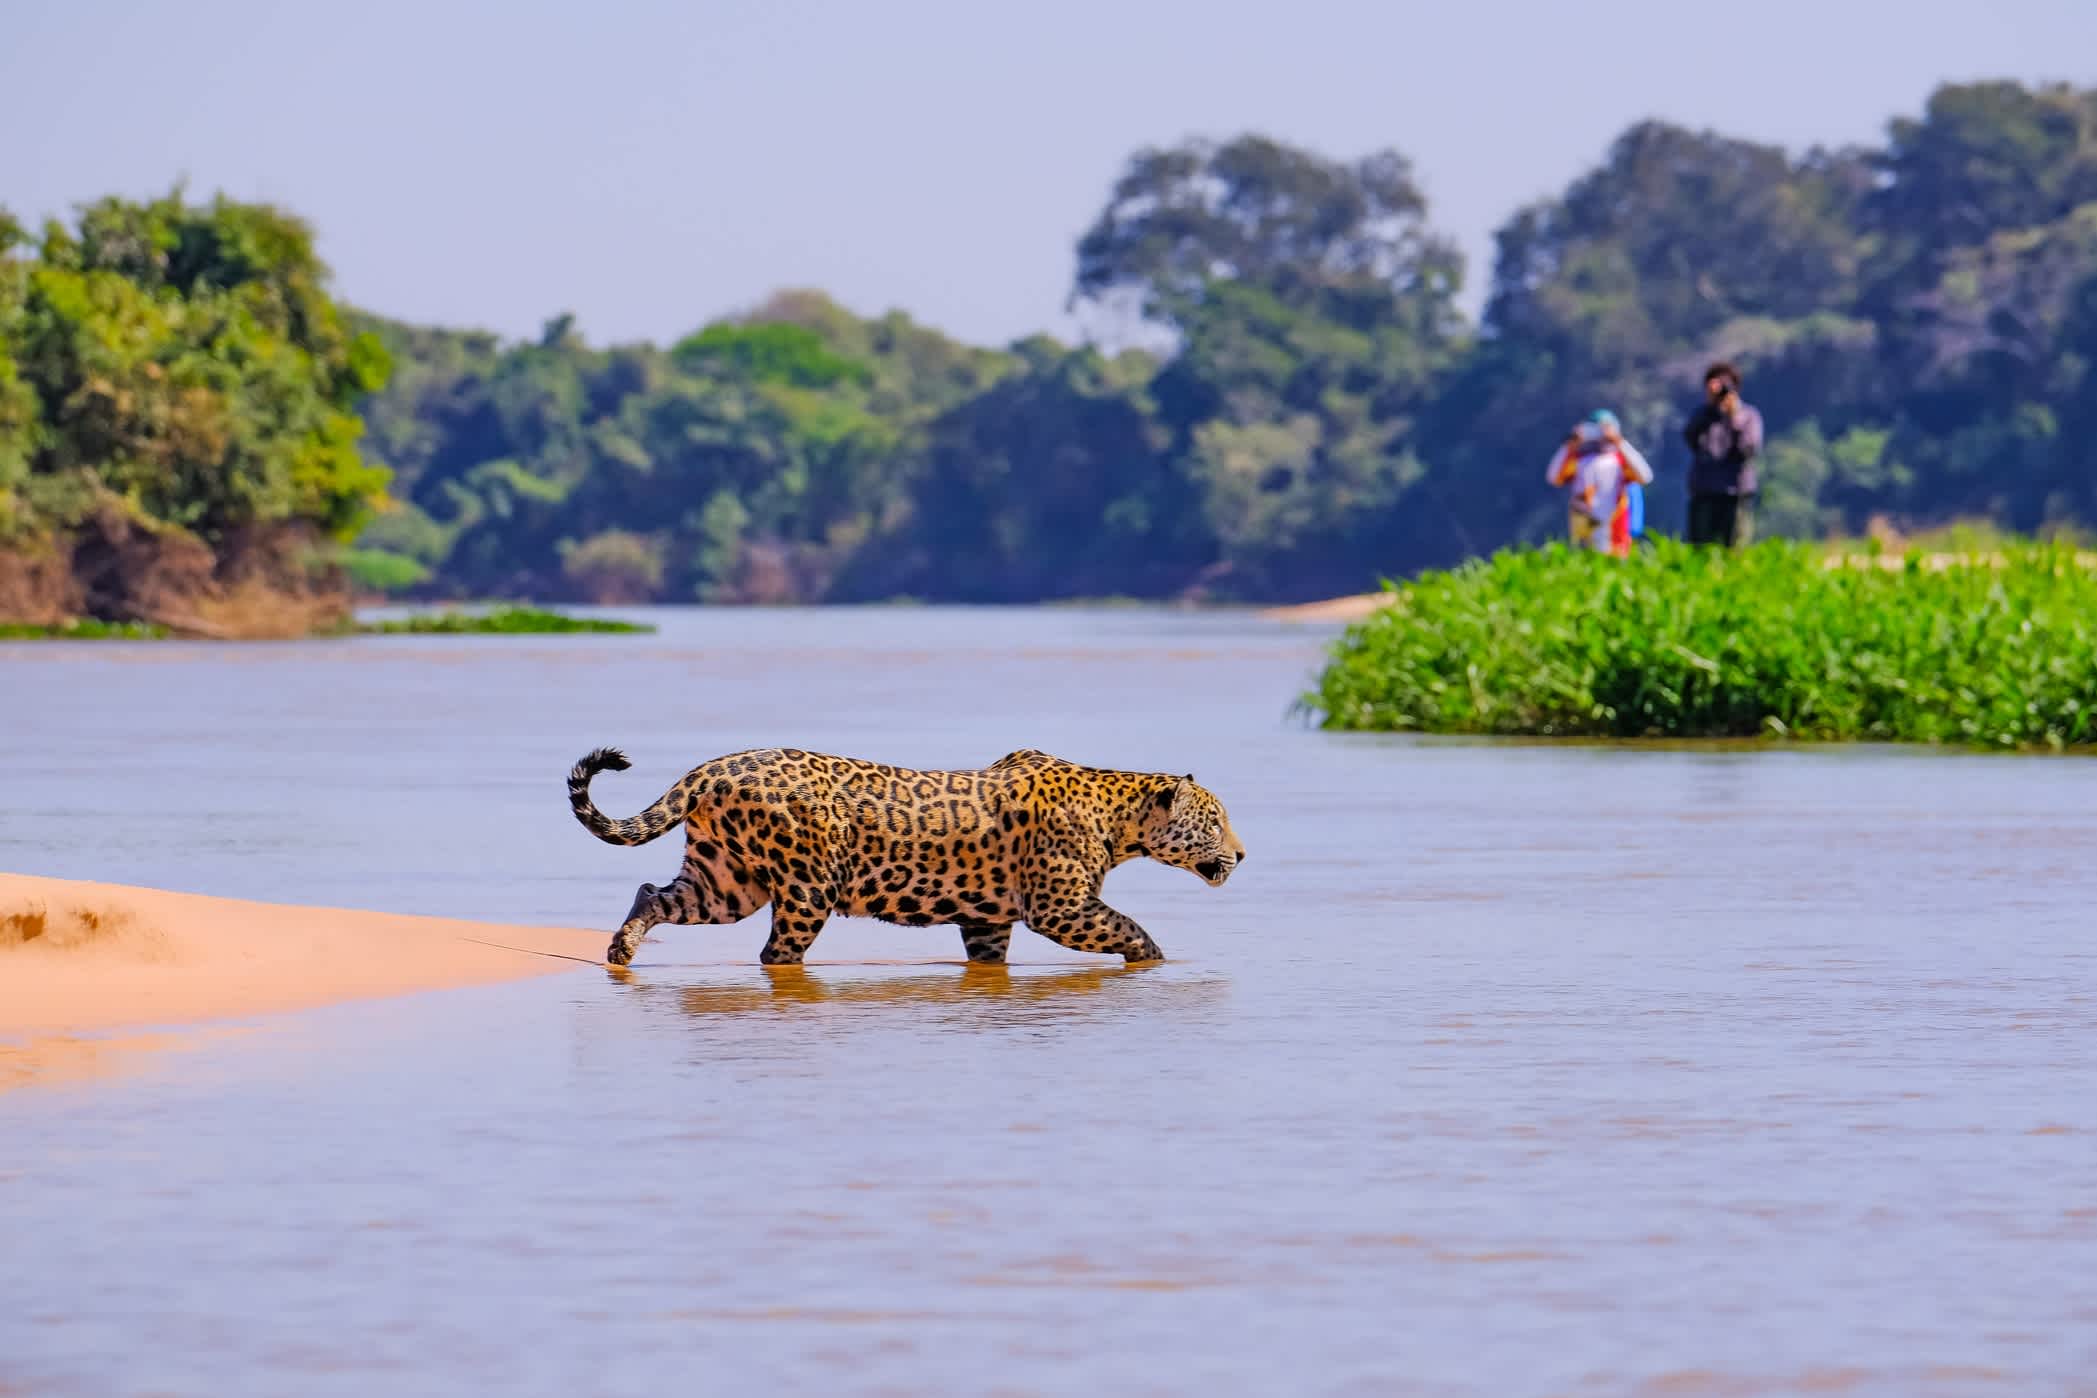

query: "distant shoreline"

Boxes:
[0, 605, 655, 641]
[19, 552, 2087, 639]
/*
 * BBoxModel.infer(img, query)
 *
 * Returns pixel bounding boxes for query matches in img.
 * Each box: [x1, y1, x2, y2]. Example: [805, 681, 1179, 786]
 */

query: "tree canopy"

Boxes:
[1072, 134, 1464, 335]
[10, 80, 2097, 619]
[0, 192, 389, 551]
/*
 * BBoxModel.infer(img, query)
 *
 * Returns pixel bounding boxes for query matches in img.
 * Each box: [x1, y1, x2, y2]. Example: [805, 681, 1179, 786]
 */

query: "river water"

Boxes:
[2, 608, 2093, 1396]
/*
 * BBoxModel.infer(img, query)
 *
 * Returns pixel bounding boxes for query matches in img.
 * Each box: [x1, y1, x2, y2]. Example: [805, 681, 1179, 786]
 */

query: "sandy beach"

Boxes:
[1258, 591, 1394, 623]
[0, 872, 603, 1091]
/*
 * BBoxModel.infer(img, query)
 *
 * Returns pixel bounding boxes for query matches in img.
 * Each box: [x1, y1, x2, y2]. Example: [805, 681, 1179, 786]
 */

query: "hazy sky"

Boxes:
[7, 1, 2095, 349]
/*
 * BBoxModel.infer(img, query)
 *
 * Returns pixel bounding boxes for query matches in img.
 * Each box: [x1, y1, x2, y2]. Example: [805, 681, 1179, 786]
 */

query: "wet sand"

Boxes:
[0, 872, 602, 1090]
[1260, 591, 1394, 622]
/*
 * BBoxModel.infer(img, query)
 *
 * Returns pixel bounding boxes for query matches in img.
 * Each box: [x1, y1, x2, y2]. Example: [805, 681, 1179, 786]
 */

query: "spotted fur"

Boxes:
[567, 745, 1246, 967]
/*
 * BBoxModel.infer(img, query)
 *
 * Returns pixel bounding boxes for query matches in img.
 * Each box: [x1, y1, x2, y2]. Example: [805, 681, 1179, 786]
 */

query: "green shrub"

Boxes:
[1305, 539, 2097, 749]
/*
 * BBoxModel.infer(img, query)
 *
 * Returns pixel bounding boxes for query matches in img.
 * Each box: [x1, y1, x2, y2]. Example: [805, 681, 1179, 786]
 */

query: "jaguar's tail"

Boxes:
[567, 747, 697, 847]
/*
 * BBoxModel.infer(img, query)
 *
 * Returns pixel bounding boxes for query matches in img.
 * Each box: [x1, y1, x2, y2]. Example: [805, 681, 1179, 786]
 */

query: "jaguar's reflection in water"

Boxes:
[606, 959, 1230, 1030]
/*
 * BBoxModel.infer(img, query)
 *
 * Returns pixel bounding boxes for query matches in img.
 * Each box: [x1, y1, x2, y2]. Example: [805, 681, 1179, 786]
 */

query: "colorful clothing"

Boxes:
[1547, 433, 1654, 558]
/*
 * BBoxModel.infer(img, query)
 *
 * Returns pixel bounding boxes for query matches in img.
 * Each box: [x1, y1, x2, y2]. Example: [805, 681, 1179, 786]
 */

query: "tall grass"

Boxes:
[1306, 540, 2097, 749]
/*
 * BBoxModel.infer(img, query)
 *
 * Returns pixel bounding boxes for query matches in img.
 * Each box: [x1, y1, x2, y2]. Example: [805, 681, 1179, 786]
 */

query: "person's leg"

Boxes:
[1732, 493, 1756, 548]
[1686, 493, 1714, 545]
[1711, 494, 1741, 548]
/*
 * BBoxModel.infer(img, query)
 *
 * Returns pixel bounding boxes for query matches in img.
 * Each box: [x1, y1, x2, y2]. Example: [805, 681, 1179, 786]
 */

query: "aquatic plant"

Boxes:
[355, 606, 653, 636]
[0, 619, 171, 640]
[1305, 540, 2097, 749]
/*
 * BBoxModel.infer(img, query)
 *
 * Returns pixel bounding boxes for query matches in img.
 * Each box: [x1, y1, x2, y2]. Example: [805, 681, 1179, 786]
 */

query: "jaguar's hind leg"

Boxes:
[757, 886, 837, 966]
[607, 866, 767, 967]
[959, 922, 1013, 964]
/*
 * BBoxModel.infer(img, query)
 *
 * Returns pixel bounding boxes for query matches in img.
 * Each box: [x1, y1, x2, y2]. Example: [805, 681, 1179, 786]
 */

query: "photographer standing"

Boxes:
[1682, 361, 1764, 547]
[1546, 409, 1652, 557]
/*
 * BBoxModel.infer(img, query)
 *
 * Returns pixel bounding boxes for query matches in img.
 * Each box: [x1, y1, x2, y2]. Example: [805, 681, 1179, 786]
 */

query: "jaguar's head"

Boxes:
[1143, 775, 1247, 887]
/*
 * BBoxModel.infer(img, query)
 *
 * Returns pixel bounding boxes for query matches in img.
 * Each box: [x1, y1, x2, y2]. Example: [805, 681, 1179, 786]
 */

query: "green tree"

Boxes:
[7, 192, 390, 545]
[1072, 135, 1464, 336]
[847, 341, 1183, 602]
[1869, 82, 2097, 277]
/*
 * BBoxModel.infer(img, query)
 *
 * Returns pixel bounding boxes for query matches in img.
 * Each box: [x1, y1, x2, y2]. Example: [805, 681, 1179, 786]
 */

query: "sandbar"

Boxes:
[0, 872, 603, 1091]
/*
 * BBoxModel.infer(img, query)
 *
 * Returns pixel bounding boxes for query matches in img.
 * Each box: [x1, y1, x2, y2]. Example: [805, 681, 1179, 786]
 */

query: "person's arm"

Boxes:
[1546, 442, 1578, 487]
[1733, 406, 1764, 462]
[1618, 441, 1655, 484]
[1682, 405, 1709, 452]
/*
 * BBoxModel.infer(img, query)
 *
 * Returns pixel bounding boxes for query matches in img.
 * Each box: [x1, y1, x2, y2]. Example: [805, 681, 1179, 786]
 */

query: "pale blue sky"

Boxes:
[6, 0, 2095, 348]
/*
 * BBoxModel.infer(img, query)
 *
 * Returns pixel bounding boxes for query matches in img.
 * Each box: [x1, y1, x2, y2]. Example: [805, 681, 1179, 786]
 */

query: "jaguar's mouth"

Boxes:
[1197, 859, 1226, 884]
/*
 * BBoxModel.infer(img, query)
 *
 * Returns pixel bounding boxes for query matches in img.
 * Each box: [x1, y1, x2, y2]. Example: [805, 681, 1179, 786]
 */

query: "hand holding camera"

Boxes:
[1707, 374, 1742, 419]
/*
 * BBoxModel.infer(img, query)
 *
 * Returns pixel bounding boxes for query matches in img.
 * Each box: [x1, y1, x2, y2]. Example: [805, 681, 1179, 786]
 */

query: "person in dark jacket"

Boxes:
[1682, 361, 1764, 547]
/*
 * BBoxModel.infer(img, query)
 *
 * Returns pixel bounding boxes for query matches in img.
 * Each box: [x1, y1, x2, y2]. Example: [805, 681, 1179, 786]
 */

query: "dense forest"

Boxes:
[6, 80, 2097, 620]
[0, 195, 389, 630]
